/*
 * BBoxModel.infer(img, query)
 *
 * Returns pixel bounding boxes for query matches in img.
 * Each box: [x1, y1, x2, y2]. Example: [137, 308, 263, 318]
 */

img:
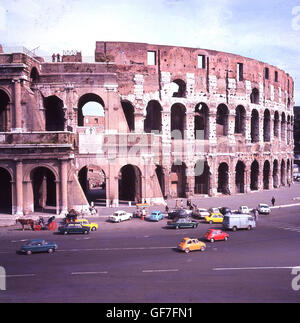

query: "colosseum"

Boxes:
[0, 41, 295, 217]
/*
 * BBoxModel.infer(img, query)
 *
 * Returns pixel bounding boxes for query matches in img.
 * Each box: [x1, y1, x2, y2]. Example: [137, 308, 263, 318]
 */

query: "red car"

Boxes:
[204, 229, 229, 243]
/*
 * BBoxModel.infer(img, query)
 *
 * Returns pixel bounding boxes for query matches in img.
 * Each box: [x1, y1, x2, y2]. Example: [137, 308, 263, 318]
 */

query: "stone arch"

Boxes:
[235, 105, 246, 136]
[263, 160, 271, 189]
[118, 164, 142, 202]
[194, 102, 209, 140]
[217, 162, 230, 194]
[0, 88, 10, 132]
[235, 160, 246, 193]
[280, 159, 286, 186]
[263, 109, 271, 142]
[171, 79, 186, 98]
[0, 167, 12, 214]
[250, 159, 259, 191]
[121, 100, 135, 132]
[273, 159, 279, 188]
[216, 104, 229, 136]
[144, 100, 162, 133]
[194, 160, 210, 194]
[251, 109, 259, 143]
[171, 103, 186, 139]
[281, 112, 286, 142]
[250, 88, 259, 104]
[43, 95, 65, 131]
[77, 93, 105, 127]
[274, 111, 279, 138]
[170, 161, 187, 198]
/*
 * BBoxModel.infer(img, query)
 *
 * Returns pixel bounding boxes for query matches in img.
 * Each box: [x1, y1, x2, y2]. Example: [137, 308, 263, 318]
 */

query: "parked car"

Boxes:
[20, 239, 57, 255]
[208, 208, 223, 216]
[58, 223, 90, 235]
[238, 205, 250, 214]
[168, 209, 191, 219]
[75, 218, 98, 231]
[219, 207, 232, 215]
[204, 213, 224, 224]
[223, 213, 256, 231]
[192, 208, 210, 219]
[177, 237, 206, 253]
[204, 229, 229, 243]
[257, 203, 271, 215]
[109, 210, 133, 223]
[167, 217, 198, 229]
[149, 210, 164, 222]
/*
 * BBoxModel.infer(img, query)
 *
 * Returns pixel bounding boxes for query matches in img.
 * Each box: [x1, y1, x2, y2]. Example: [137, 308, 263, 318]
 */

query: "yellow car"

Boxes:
[204, 213, 224, 224]
[177, 237, 206, 253]
[75, 219, 98, 231]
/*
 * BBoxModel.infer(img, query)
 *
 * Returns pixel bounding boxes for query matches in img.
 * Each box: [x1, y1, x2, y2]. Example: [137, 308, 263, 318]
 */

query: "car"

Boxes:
[167, 217, 198, 229]
[204, 229, 229, 243]
[109, 210, 133, 222]
[75, 218, 98, 231]
[168, 209, 191, 219]
[192, 208, 210, 219]
[208, 208, 223, 216]
[219, 207, 232, 215]
[58, 223, 90, 235]
[149, 210, 164, 221]
[238, 205, 250, 214]
[204, 213, 224, 224]
[257, 203, 271, 215]
[20, 239, 57, 255]
[177, 237, 206, 253]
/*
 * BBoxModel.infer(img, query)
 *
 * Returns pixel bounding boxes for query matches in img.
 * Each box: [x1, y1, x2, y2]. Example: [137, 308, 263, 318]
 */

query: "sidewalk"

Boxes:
[1, 183, 300, 226]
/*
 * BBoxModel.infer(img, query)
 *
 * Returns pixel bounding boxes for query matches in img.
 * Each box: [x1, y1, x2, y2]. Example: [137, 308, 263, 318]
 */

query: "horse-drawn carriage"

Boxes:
[16, 216, 57, 231]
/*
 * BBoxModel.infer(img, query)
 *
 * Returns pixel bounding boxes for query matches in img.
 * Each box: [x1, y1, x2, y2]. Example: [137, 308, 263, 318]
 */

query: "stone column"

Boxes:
[60, 159, 68, 215]
[12, 79, 22, 132]
[15, 160, 23, 216]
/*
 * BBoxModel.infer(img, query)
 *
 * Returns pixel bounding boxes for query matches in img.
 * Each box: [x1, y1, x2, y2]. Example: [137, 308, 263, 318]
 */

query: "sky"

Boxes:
[1, 0, 300, 104]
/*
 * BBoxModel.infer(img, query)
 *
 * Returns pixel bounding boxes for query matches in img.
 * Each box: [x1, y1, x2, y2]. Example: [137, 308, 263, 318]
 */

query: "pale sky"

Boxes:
[1, 0, 300, 104]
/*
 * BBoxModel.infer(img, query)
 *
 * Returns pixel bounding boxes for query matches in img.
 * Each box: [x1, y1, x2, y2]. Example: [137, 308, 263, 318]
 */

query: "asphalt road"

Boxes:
[0, 207, 300, 304]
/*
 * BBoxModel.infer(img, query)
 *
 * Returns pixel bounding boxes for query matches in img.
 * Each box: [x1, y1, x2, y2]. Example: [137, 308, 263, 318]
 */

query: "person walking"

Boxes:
[271, 196, 275, 207]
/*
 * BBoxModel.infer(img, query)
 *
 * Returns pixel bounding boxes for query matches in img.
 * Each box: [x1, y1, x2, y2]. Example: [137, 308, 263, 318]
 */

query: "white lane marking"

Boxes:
[0, 274, 36, 278]
[58, 246, 175, 252]
[71, 271, 108, 275]
[213, 266, 300, 271]
[142, 269, 179, 273]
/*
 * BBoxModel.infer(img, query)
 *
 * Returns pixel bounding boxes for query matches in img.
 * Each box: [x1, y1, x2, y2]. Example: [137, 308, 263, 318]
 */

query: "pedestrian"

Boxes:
[271, 196, 275, 206]
[165, 205, 169, 213]
[56, 53, 60, 62]
[253, 208, 258, 221]
[52, 53, 56, 62]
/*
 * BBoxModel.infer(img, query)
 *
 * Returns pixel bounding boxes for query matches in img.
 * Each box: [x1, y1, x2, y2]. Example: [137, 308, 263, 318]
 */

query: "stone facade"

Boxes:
[0, 42, 295, 216]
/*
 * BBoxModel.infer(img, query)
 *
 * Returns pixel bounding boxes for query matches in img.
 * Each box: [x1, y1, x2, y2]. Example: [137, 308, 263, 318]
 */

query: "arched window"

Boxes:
[194, 103, 209, 140]
[251, 109, 259, 143]
[78, 94, 105, 127]
[144, 100, 162, 133]
[44, 95, 65, 131]
[235, 105, 246, 135]
[171, 79, 186, 98]
[171, 103, 186, 139]
[250, 88, 259, 104]
[216, 104, 229, 136]
[263, 109, 271, 142]
[0, 90, 10, 132]
[121, 100, 135, 132]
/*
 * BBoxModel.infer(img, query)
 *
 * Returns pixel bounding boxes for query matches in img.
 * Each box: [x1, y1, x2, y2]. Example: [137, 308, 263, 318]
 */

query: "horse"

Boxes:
[16, 219, 35, 231]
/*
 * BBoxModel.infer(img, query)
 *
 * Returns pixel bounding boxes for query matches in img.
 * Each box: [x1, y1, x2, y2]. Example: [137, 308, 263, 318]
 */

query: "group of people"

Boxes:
[52, 53, 61, 62]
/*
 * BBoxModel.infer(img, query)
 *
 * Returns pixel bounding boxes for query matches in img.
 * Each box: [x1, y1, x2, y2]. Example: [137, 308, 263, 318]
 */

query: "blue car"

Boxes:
[20, 239, 57, 255]
[149, 211, 163, 222]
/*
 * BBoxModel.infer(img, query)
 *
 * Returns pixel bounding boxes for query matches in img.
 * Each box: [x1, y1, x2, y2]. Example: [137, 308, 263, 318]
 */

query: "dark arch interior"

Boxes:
[44, 96, 65, 131]
[0, 90, 10, 132]
[119, 165, 142, 202]
[121, 101, 135, 132]
[0, 168, 12, 214]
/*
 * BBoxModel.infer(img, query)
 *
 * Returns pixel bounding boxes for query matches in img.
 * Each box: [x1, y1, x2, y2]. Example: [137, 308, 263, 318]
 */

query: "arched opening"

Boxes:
[263, 160, 271, 189]
[251, 109, 259, 143]
[44, 95, 65, 131]
[287, 159, 291, 184]
[250, 160, 259, 191]
[0, 168, 12, 214]
[118, 165, 142, 203]
[274, 111, 279, 138]
[281, 112, 286, 142]
[287, 115, 291, 145]
[155, 165, 165, 197]
[263, 109, 271, 142]
[194, 103, 209, 140]
[171, 103, 186, 139]
[273, 160, 279, 188]
[144, 100, 162, 133]
[250, 88, 259, 104]
[170, 162, 187, 198]
[280, 160, 286, 186]
[0, 90, 10, 132]
[235, 161, 245, 193]
[30, 67, 39, 84]
[78, 165, 106, 205]
[217, 162, 230, 194]
[216, 104, 229, 136]
[171, 79, 186, 98]
[31, 167, 56, 212]
[78, 93, 105, 127]
[235, 105, 246, 135]
[194, 161, 210, 194]
[121, 100, 135, 132]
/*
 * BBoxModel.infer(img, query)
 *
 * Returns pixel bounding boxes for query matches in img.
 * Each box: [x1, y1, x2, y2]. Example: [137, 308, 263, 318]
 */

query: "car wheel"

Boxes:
[232, 226, 237, 232]
[92, 227, 96, 231]
[64, 231, 68, 235]
[175, 225, 179, 229]
[84, 230, 89, 234]
[247, 225, 252, 230]
[210, 238, 215, 243]
[48, 248, 54, 253]
[224, 236, 228, 241]
[26, 250, 32, 255]
[185, 248, 190, 253]
[209, 220, 213, 224]
[200, 246, 205, 252]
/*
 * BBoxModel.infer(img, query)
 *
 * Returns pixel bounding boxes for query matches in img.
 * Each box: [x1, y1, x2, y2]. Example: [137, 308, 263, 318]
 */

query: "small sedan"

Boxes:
[149, 211, 163, 222]
[193, 208, 210, 219]
[20, 239, 57, 255]
[257, 203, 271, 214]
[204, 214, 224, 224]
[177, 237, 206, 253]
[167, 217, 198, 229]
[58, 223, 90, 235]
[204, 229, 229, 243]
[75, 219, 98, 231]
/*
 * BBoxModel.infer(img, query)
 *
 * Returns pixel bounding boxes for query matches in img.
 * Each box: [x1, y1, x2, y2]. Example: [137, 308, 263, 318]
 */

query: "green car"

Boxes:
[20, 239, 57, 255]
[58, 223, 90, 235]
[167, 217, 198, 229]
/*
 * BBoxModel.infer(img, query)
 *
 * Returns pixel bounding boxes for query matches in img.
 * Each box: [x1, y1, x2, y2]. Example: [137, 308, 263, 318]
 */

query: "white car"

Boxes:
[257, 203, 271, 215]
[238, 205, 250, 214]
[193, 208, 210, 219]
[109, 210, 133, 223]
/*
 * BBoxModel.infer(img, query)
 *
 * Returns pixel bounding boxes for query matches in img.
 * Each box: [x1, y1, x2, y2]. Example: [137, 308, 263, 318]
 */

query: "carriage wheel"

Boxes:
[48, 222, 57, 231]
[34, 224, 41, 232]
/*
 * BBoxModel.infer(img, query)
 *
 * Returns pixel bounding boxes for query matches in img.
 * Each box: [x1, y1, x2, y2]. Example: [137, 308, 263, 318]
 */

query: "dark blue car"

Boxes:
[20, 239, 57, 255]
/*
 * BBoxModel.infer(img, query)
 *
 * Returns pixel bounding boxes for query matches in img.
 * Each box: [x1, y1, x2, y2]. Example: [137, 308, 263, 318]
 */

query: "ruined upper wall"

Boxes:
[95, 41, 294, 102]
